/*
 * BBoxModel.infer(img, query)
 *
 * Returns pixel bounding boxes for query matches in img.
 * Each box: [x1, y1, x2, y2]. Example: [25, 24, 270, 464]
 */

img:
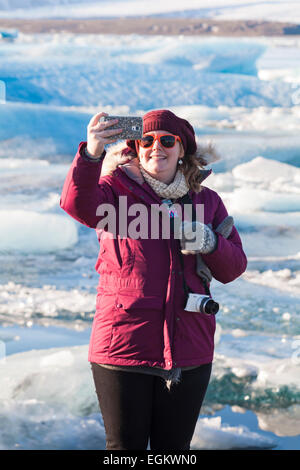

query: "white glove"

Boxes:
[196, 216, 234, 281]
[179, 220, 217, 255]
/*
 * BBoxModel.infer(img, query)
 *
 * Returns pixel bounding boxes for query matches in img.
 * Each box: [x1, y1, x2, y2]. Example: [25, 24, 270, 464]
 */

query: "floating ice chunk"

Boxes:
[282, 312, 291, 321]
[0, 158, 49, 170]
[0, 37, 295, 110]
[214, 351, 300, 388]
[232, 329, 248, 338]
[237, 228, 300, 258]
[40, 350, 74, 368]
[231, 406, 246, 414]
[0, 155, 70, 192]
[243, 269, 300, 296]
[228, 188, 300, 213]
[232, 365, 258, 379]
[0, 210, 78, 253]
[214, 323, 222, 346]
[233, 156, 300, 184]
[125, 39, 264, 76]
[0, 344, 107, 449]
[0, 192, 60, 212]
[0, 281, 96, 328]
[174, 104, 300, 134]
[192, 416, 275, 450]
[256, 370, 269, 386]
[230, 210, 300, 230]
[257, 405, 300, 437]
[0, 345, 91, 407]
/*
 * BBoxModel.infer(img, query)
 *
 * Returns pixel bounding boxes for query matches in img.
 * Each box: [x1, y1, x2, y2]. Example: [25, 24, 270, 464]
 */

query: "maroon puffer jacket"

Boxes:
[60, 142, 247, 369]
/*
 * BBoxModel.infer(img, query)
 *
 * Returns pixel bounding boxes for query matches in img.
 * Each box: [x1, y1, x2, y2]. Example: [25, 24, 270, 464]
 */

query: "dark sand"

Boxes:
[0, 17, 300, 36]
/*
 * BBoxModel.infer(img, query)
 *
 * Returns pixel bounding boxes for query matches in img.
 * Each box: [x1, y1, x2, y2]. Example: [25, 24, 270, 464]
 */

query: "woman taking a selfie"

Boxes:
[60, 109, 247, 450]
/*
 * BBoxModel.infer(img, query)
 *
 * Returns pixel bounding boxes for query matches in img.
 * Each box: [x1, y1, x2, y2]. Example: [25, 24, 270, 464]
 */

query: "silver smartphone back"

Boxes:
[102, 115, 143, 140]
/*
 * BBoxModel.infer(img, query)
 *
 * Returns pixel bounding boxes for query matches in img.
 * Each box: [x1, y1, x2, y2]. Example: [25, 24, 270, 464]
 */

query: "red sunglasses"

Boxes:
[138, 134, 182, 149]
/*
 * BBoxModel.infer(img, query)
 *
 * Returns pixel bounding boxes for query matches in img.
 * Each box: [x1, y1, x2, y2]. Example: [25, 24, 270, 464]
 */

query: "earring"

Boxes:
[178, 159, 183, 165]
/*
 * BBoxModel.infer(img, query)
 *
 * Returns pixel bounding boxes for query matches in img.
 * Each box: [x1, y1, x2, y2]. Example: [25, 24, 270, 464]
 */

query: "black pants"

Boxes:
[91, 362, 212, 451]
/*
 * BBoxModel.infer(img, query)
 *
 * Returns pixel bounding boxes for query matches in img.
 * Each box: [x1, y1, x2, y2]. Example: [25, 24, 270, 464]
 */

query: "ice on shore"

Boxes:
[0, 344, 289, 450]
[192, 416, 275, 450]
[0, 282, 96, 328]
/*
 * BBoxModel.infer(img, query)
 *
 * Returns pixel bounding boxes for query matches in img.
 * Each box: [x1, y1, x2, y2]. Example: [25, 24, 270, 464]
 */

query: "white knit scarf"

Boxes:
[139, 164, 189, 199]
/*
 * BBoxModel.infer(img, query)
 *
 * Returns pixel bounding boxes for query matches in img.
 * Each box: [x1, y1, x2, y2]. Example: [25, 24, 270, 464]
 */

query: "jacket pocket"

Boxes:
[115, 294, 165, 311]
[108, 294, 165, 361]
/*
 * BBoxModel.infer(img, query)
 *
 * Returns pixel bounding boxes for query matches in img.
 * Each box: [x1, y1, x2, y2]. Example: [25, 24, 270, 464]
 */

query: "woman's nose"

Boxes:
[152, 138, 162, 150]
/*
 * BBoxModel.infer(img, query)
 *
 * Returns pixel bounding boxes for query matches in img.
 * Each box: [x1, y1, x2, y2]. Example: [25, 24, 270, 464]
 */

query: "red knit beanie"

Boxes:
[126, 109, 197, 156]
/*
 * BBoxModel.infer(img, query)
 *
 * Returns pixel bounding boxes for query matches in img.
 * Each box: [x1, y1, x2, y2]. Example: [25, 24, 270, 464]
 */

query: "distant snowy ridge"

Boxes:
[0, 0, 300, 23]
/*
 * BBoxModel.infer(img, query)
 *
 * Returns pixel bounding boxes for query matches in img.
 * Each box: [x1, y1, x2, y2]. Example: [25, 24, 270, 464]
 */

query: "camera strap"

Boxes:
[171, 193, 211, 299]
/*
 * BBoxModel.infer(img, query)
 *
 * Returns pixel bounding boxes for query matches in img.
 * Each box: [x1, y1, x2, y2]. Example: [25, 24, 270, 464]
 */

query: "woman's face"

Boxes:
[138, 130, 184, 184]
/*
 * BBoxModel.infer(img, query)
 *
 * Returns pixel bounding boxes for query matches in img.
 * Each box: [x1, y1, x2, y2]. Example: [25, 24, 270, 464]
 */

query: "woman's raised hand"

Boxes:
[86, 112, 123, 158]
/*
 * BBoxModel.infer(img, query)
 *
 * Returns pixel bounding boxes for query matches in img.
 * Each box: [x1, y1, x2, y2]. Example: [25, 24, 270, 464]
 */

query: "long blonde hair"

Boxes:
[179, 140, 220, 193]
[179, 154, 205, 193]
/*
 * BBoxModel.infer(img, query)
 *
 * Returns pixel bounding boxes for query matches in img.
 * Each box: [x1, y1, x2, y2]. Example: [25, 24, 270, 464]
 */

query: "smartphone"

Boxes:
[102, 115, 143, 140]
